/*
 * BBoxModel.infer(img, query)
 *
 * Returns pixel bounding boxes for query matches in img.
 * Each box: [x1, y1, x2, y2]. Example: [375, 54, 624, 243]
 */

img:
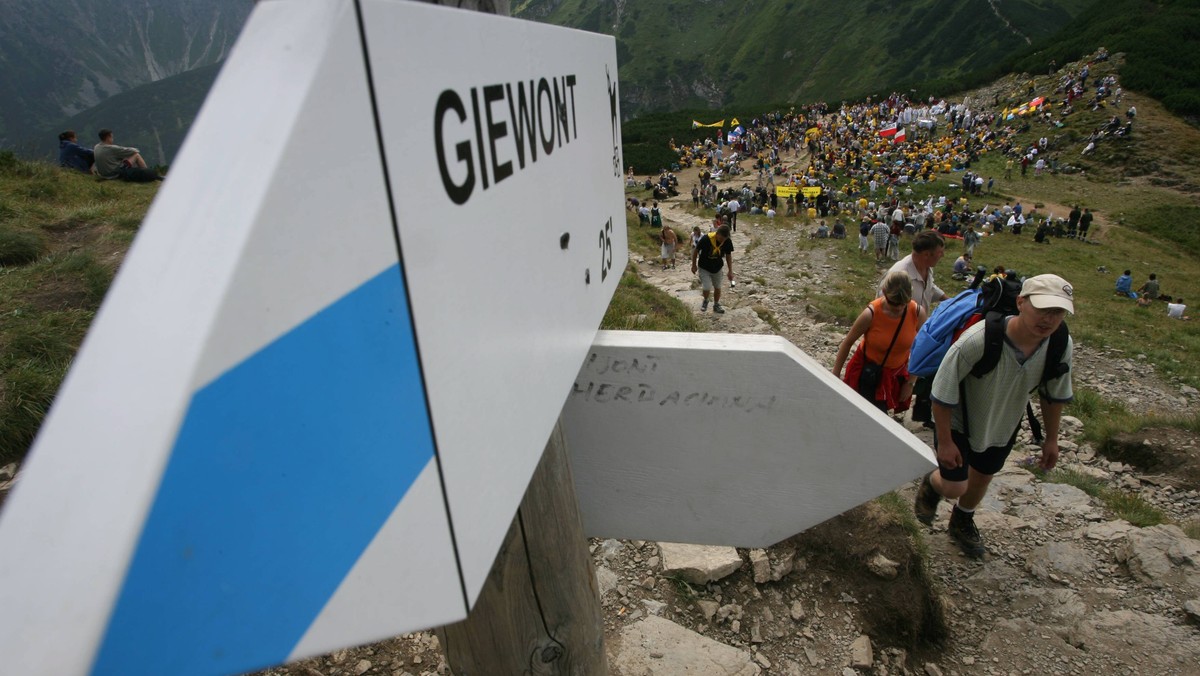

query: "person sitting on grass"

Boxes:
[1114, 270, 1135, 298]
[57, 130, 94, 173]
[1168, 298, 1190, 320]
[93, 128, 162, 182]
[952, 252, 972, 280]
[1138, 274, 1160, 302]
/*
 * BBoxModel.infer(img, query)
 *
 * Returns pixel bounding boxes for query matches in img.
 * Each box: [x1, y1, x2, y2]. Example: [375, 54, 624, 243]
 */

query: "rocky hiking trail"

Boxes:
[243, 193, 1200, 676]
[587, 192, 1200, 675]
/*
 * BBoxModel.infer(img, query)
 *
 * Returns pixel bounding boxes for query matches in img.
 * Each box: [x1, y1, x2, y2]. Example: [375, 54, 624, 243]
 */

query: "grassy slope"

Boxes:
[15, 63, 223, 167]
[820, 66, 1200, 392]
[0, 153, 157, 464]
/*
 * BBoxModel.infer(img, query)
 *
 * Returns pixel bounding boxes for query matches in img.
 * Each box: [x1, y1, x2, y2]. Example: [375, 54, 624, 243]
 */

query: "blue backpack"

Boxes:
[907, 288, 983, 377]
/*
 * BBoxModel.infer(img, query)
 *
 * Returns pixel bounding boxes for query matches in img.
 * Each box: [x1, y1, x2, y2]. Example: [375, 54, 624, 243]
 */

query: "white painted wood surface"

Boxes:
[563, 331, 937, 547]
[0, 2, 623, 674]
[360, 0, 626, 603]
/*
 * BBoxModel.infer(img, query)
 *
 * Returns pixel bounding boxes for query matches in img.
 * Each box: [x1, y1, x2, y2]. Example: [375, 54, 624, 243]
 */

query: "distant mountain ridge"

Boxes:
[6, 0, 1198, 167]
[513, 0, 1094, 118]
[0, 0, 253, 147]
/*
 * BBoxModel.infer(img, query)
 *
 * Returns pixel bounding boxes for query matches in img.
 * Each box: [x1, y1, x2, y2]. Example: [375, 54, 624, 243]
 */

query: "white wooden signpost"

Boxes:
[563, 331, 937, 546]
[0, 1, 624, 674]
[0, 1, 936, 675]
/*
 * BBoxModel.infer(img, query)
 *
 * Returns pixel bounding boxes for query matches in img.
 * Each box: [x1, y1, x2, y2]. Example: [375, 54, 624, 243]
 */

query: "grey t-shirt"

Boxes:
[931, 318, 1073, 451]
[93, 143, 140, 179]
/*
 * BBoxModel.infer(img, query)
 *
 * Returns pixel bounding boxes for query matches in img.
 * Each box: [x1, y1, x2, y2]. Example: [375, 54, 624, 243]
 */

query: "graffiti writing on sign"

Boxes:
[570, 381, 776, 414]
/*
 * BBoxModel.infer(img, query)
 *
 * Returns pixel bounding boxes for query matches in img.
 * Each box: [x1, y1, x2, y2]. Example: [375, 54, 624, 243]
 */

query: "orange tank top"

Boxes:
[862, 297, 918, 369]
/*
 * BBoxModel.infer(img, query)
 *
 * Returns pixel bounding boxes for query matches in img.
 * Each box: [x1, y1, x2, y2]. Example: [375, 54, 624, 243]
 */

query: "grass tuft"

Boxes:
[874, 491, 930, 561]
[1032, 466, 1169, 527]
[1181, 519, 1200, 541]
[602, 267, 701, 333]
[0, 229, 45, 265]
[752, 305, 781, 331]
[1101, 491, 1168, 528]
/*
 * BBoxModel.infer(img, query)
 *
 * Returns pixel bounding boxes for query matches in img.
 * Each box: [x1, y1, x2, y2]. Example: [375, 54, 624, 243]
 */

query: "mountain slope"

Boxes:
[514, 0, 1093, 117]
[22, 62, 224, 166]
[0, 0, 252, 146]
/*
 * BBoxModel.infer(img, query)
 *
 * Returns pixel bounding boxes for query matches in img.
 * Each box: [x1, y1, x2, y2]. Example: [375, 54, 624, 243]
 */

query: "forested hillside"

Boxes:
[515, 0, 1200, 122]
[513, 0, 1093, 117]
[0, 0, 252, 150]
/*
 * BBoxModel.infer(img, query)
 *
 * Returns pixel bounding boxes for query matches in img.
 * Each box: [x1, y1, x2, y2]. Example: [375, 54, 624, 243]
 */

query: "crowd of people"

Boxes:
[631, 48, 1186, 562]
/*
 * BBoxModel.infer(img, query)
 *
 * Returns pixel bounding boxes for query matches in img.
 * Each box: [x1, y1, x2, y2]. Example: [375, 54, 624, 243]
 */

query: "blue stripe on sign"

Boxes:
[90, 263, 437, 676]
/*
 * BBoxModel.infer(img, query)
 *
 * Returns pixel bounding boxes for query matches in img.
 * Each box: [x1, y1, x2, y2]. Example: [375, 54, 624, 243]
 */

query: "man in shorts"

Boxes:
[914, 274, 1074, 557]
[660, 221, 678, 270]
[691, 224, 734, 313]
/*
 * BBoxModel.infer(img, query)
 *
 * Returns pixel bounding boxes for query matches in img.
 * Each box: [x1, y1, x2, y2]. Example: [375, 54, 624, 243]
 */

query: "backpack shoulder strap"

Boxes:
[969, 311, 1006, 378]
[1041, 322, 1071, 385]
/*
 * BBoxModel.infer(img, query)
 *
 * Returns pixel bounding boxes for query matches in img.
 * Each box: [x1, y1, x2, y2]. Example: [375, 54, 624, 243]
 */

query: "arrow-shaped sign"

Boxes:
[563, 331, 937, 546]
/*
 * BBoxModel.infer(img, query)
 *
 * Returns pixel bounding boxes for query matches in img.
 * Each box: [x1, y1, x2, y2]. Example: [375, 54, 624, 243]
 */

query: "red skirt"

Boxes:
[843, 346, 912, 412]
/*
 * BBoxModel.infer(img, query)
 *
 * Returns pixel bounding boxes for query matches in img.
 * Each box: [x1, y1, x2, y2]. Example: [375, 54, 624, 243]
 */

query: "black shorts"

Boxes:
[933, 429, 1016, 482]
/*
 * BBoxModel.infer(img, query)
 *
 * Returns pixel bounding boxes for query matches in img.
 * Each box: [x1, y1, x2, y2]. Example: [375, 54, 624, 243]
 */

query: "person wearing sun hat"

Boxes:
[915, 273, 1075, 558]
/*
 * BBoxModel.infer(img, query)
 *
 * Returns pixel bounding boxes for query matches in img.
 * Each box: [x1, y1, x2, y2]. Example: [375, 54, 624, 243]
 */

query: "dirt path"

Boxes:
[609, 193, 1200, 674]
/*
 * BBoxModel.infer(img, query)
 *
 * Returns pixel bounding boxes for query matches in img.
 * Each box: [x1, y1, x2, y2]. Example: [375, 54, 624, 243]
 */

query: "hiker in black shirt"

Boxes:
[691, 224, 734, 314]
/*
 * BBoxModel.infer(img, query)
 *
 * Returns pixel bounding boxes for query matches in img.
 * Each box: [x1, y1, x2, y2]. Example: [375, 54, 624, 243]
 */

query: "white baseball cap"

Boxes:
[1021, 274, 1075, 314]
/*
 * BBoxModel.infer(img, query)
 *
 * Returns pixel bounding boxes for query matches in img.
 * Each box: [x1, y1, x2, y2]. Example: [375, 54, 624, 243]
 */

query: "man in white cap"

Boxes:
[914, 273, 1075, 557]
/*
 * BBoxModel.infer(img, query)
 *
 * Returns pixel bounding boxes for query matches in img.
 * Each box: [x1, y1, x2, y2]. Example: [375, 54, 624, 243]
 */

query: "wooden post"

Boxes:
[437, 419, 608, 674]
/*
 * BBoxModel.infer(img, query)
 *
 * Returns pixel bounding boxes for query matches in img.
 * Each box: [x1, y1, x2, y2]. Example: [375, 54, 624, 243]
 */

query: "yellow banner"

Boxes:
[692, 119, 726, 128]
[775, 185, 800, 198]
[801, 186, 822, 198]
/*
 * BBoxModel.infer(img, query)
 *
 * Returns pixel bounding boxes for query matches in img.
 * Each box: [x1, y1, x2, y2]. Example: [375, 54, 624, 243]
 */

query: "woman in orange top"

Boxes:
[833, 271, 927, 412]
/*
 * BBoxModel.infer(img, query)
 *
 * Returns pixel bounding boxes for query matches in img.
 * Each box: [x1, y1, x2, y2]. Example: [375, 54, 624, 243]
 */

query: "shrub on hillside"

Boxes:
[0, 229, 45, 266]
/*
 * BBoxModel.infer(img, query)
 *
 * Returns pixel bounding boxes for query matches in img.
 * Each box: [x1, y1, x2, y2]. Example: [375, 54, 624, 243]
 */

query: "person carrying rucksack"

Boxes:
[914, 274, 1075, 558]
[833, 271, 927, 412]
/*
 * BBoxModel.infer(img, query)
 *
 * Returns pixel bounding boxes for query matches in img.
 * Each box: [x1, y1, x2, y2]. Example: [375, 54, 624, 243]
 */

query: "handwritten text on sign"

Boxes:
[570, 352, 777, 413]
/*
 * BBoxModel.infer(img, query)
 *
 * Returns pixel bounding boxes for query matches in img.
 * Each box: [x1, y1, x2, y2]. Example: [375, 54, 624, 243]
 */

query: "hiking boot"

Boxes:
[914, 473, 940, 525]
[713, 302, 725, 314]
[948, 506, 985, 558]
[701, 299, 709, 312]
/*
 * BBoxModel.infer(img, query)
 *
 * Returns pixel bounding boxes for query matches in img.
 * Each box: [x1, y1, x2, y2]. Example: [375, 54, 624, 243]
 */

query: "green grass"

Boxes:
[0, 153, 155, 465]
[874, 491, 932, 562]
[1101, 491, 1169, 528]
[744, 235, 763, 256]
[1182, 519, 1200, 541]
[602, 267, 702, 333]
[0, 229, 44, 265]
[752, 305, 781, 332]
[1031, 466, 1169, 527]
[802, 208, 1200, 390]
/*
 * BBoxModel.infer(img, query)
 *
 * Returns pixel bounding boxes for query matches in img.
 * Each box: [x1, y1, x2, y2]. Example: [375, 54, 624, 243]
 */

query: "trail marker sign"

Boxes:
[563, 331, 938, 545]
[0, 1, 623, 675]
